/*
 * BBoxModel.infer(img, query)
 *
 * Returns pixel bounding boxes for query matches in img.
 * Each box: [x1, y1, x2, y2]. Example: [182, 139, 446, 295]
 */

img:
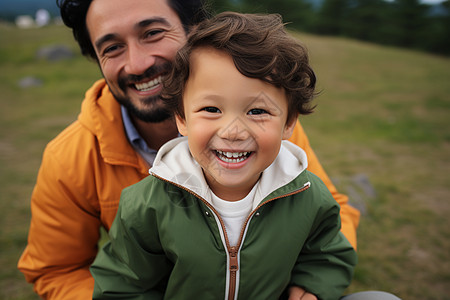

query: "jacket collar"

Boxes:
[77, 79, 149, 174]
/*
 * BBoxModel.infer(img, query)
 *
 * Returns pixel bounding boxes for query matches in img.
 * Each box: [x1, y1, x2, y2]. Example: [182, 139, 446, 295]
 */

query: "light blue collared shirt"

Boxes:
[121, 106, 157, 165]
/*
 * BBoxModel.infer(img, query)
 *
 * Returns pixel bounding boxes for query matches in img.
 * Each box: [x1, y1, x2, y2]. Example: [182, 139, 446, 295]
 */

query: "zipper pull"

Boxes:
[229, 246, 239, 272]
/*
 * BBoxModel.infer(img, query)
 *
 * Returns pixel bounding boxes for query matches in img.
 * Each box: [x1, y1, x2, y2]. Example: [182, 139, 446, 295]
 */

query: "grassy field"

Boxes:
[1, 23, 449, 300]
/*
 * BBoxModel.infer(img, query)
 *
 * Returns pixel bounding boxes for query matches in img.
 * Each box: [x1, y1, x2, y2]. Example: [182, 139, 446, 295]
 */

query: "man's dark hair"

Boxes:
[57, 0, 211, 61]
[163, 12, 317, 124]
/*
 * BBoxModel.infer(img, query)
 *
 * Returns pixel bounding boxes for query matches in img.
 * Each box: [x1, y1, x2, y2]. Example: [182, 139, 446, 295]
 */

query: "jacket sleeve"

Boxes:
[288, 120, 360, 249]
[290, 177, 358, 300]
[17, 142, 101, 300]
[91, 184, 170, 299]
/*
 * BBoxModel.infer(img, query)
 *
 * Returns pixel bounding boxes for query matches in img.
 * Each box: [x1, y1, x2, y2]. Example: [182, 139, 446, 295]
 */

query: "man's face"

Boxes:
[86, 0, 187, 122]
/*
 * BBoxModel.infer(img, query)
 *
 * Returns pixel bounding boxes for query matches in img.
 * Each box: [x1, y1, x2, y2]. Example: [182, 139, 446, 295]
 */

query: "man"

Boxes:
[18, 0, 363, 299]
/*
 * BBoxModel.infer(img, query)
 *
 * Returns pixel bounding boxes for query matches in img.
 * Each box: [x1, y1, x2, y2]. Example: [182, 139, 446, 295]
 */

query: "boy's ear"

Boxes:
[282, 115, 298, 140]
[175, 114, 188, 136]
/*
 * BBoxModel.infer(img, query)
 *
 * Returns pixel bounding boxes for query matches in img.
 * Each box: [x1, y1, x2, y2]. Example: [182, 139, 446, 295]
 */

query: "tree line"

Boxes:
[210, 0, 450, 56]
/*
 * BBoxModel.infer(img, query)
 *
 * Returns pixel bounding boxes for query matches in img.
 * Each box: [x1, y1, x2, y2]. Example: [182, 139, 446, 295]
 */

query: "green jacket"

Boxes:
[91, 137, 357, 300]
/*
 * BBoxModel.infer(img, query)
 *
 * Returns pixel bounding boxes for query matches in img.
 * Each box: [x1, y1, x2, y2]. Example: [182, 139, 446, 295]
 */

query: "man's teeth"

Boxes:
[135, 76, 162, 91]
[216, 150, 250, 163]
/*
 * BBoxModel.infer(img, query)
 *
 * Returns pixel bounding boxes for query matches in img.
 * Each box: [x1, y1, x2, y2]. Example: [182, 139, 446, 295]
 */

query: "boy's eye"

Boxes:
[248, 108, 268, 115]
[202, 107, 221, 113]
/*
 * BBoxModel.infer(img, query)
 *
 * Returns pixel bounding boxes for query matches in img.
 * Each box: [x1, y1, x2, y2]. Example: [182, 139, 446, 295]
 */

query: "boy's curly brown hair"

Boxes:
[162, 11, 316, 123]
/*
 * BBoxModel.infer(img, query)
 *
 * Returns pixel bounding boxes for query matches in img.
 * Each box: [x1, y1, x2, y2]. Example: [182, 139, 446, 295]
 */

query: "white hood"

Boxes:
[149, 136, 308, 209]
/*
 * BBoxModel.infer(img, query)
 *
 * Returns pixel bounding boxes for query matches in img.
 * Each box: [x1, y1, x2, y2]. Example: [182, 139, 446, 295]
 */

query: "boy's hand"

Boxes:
[288, 286, 318, 300]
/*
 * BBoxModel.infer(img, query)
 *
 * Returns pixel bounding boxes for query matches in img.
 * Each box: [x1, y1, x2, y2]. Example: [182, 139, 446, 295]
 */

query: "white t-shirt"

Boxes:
[211, 183, 258, 246]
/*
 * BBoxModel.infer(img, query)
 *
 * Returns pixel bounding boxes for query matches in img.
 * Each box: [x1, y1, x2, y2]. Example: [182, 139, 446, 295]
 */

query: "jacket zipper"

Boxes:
[228, 246, 239, 300]
[152, 173, 310, 300]
[225, 181, 311, 300]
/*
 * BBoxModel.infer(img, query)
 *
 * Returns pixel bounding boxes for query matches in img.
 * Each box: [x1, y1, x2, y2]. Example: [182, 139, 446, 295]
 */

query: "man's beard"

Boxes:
[115, 94, 171, 123]
[111, 62, 172, 123]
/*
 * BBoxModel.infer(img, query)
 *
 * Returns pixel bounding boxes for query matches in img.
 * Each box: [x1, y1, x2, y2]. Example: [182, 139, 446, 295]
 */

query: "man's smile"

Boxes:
[134, 75, 163, 92]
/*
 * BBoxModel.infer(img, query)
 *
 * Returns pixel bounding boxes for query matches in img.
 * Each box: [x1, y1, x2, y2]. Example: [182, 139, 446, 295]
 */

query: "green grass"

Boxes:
[1, 23, 449, 299]
[294, 32, 450, 299]
[0, 23, 100, 300]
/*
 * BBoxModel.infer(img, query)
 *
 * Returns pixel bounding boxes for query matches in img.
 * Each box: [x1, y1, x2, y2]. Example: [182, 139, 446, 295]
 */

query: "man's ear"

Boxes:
[175, 114, 188, 136]
[282, 115, 298, 140]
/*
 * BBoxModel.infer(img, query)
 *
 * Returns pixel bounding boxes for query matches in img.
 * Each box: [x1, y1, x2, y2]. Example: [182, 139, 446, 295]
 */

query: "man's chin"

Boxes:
[113, 93, 171, 123]
[129, 107, 172, 123]
[138, 114, 171, 123]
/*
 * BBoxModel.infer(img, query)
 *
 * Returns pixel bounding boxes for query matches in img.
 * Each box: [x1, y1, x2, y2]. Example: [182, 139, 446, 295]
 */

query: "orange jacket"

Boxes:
[18, 79, 359, 300]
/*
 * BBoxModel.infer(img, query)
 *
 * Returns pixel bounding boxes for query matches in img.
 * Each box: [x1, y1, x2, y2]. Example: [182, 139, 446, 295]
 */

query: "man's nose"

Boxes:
[124, 42, 156, 75]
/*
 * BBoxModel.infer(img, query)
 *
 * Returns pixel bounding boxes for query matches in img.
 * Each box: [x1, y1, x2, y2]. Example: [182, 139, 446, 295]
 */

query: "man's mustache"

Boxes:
[118, 63, 171, 88]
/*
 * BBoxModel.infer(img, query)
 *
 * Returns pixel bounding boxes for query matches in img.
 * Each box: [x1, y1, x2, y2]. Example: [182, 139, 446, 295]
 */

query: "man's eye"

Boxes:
[248, 108, 268, 115]
[202, 107, 221, 113]
[102, 44, 121, 56]
[144, 29, 164, 39]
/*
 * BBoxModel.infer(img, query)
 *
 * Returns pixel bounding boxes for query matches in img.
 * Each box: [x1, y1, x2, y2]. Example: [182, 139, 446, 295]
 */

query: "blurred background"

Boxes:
[1, 0, 449, 299]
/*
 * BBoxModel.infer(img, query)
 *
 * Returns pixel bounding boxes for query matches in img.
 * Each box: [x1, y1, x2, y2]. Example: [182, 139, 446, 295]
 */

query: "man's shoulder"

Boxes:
[44, 119, 97, 158]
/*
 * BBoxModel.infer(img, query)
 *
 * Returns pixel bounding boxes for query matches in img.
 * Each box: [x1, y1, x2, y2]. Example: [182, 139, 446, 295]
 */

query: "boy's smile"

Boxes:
[214, 150, 252, 165]
[176, 47, 296, 201]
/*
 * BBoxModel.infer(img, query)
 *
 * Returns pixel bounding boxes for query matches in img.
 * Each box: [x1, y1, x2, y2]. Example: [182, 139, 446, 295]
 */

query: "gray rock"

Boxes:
[18, 76, 43, 88]
[36, 45, 74, 62]
[332, 173, 376, 216]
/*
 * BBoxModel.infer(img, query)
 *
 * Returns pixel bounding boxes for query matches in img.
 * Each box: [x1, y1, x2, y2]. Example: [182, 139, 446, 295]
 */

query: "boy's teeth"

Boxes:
[216, 150, 250, 163]
[217, 150, 248, 158]
[135, 76, 162, 91]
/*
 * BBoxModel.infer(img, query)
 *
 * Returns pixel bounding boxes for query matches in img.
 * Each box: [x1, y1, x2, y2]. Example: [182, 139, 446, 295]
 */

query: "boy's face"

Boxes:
[176, 47, 296, 201]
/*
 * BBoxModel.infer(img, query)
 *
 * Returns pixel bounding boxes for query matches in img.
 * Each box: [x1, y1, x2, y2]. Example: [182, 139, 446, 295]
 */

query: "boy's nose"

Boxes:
[124, 43, 156, 75]
[217, 118, 251, 141]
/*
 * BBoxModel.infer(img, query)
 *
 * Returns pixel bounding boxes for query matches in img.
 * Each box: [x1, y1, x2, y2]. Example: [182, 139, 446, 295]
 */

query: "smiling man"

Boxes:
[86, 0, 188, 150]
[87, 0, 185, 126]
[17, 0, 361, 299]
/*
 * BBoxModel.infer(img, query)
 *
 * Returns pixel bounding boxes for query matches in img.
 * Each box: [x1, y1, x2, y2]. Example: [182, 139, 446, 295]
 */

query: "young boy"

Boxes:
[91, 12, 357, 300]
